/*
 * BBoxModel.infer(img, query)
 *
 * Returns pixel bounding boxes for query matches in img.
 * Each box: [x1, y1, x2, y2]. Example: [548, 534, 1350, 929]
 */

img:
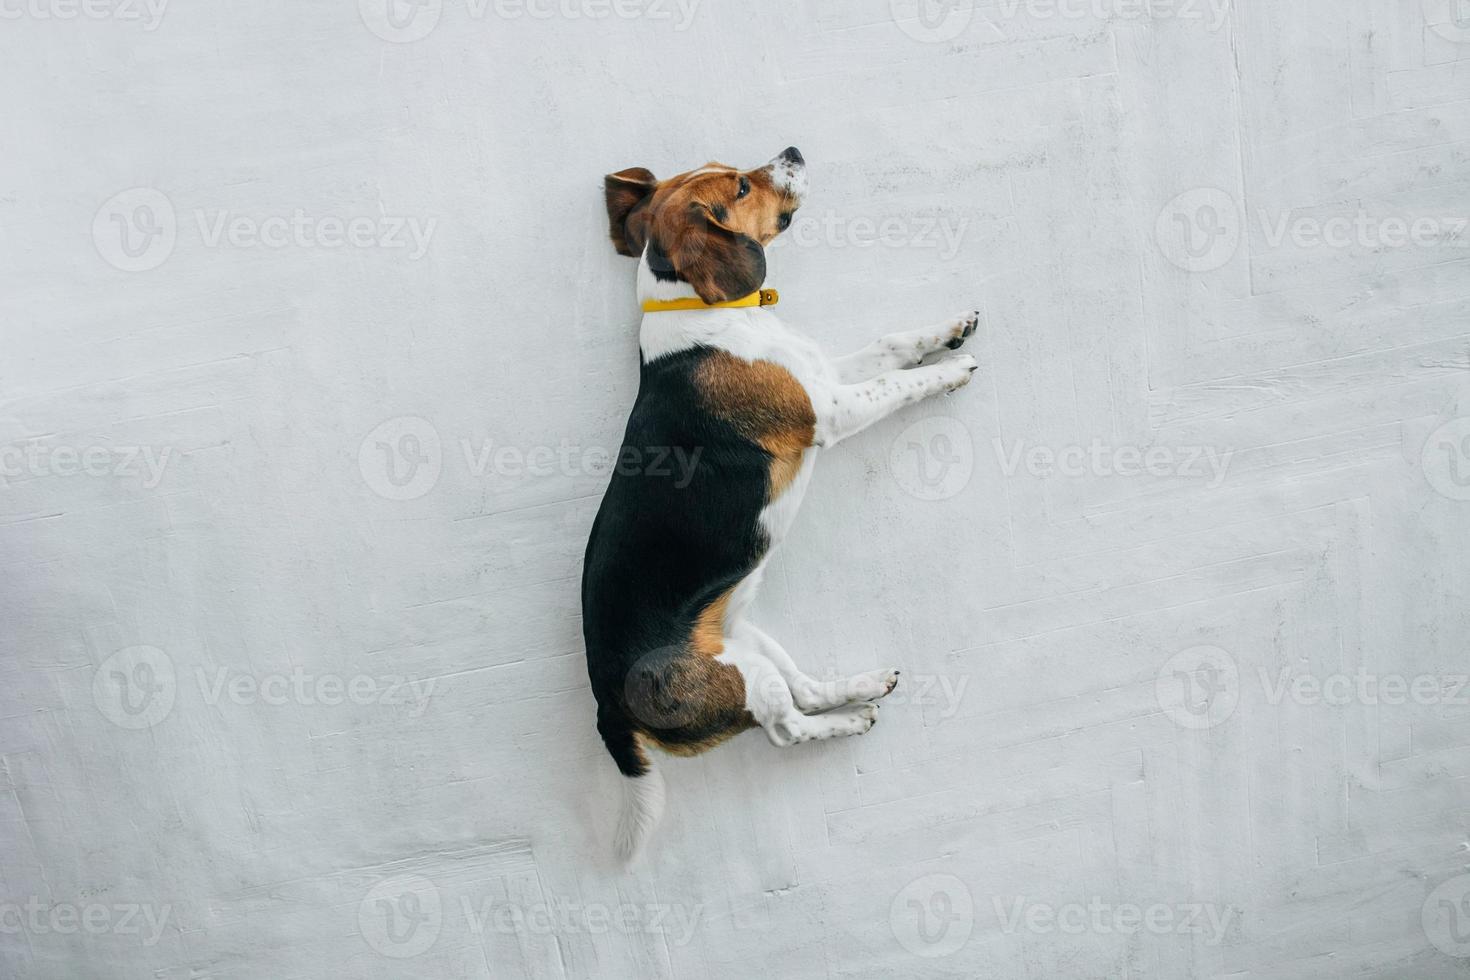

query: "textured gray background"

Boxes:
[4, 1, 1470, 977]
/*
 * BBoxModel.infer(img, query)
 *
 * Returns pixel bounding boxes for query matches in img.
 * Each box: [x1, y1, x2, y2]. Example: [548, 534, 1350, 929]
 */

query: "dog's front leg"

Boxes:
[832, 310, 979, 383]
[816, 354, 976, 447]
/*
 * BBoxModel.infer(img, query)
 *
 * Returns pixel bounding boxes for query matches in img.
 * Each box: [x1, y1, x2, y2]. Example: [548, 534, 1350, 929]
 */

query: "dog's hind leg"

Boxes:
[717, 635, 881, 746]
[731, 620, 899, 714]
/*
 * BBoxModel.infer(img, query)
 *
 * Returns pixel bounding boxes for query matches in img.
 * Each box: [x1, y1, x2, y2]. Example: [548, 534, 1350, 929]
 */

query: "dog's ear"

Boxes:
[604, 167, 658, 256]
[652, 203, 766, 305]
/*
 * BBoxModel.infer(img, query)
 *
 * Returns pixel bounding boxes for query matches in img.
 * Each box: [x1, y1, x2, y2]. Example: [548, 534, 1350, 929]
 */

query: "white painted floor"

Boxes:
[4, 2, 1470, 978]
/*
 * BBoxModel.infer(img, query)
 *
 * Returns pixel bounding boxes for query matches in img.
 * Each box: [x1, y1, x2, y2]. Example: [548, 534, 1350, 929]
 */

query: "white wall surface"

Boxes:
[4, 1, 1470, 977]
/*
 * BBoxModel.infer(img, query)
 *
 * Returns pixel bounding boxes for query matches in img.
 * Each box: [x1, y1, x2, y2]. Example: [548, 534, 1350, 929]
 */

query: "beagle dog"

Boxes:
[582, 147, 978, 860]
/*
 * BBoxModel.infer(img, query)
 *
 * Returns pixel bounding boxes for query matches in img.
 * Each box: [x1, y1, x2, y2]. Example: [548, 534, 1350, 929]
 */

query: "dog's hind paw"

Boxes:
[846, 668, 901, 702]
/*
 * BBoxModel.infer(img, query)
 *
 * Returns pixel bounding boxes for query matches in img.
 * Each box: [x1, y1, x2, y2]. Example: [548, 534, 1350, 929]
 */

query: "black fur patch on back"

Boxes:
[581, 347, 772, 760]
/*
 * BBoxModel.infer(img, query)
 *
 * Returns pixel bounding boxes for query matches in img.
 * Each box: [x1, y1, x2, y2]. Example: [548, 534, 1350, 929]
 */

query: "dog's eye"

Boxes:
[736, 176, 750, 199]
[777, 212, 792, 230]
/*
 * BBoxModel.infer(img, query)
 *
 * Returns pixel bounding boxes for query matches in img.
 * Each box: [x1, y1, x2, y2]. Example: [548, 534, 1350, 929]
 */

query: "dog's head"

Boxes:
[604, 147, 808, 304]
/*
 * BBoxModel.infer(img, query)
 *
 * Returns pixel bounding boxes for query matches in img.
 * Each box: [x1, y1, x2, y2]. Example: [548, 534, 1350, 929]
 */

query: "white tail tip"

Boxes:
[612, 765, 666, 864]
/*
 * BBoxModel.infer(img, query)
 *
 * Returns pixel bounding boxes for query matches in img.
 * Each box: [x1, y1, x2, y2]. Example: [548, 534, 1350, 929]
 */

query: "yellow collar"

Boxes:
[641, 288, 779, 313]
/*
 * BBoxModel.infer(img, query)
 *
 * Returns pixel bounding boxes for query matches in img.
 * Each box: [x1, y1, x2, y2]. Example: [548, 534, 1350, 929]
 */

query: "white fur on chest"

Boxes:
[635, 249, 833, 395]
[639, 307, 832, 390]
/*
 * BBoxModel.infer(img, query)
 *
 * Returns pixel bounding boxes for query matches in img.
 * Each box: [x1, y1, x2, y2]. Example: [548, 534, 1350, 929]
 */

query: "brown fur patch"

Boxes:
[628, 731, 653, 770]
[647, 162, 797, 247]
[642, 720, 752, 758]
[694, 351, 816, 499]
[651, 204, 765, 304]
[630, 652, 755, 757]
[604, 167, 658, 256]
[690, 588, 733, 658]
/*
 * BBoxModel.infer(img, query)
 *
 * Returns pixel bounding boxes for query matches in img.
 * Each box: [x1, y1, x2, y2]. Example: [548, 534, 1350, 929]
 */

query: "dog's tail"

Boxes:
[614, 761, 665, 864]
[599, 710, 665, 863]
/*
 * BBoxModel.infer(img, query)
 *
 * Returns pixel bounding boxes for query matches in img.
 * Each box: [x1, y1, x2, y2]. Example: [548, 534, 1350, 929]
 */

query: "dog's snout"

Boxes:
[767, 146, 810, 201]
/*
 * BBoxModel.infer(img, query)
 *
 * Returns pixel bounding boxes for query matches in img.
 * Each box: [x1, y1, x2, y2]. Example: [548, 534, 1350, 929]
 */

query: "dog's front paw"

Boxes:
[943, 310, 981, 350]
[939, 353, 978, 392]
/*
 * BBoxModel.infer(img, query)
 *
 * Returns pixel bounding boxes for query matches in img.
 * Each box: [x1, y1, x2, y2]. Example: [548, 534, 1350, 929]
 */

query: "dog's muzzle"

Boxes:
[767, 146, 809, 200]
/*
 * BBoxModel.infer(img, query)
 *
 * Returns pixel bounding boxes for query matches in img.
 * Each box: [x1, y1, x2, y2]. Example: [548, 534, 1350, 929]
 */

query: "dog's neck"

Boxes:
[635, 247, 780, 362]
[636, 254, 698, 305]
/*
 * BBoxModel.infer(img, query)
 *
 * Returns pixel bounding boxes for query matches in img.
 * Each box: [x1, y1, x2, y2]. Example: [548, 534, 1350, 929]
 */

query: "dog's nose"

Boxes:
[779, 146, 804, 166]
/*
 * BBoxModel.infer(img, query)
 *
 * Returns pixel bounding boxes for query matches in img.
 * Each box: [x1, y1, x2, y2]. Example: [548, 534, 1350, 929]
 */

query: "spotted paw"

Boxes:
[944, 310, 981, 350]
[940, 353, 978, 392]
[836, 700, 879, 730]
[847, 668, 901, 701]
[880, 669, 900, 697]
